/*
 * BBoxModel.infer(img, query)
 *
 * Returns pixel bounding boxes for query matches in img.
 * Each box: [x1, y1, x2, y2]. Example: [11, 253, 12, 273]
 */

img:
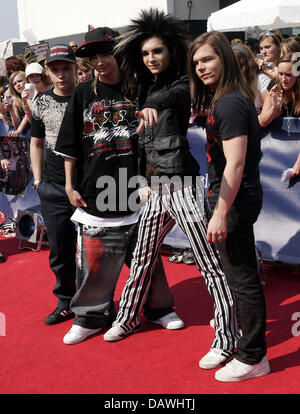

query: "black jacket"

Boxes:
[138, 70, 199, 180]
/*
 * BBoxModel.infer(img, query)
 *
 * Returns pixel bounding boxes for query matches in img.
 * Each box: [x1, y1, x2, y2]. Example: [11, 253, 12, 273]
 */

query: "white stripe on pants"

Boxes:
[116, 182, 240, 351]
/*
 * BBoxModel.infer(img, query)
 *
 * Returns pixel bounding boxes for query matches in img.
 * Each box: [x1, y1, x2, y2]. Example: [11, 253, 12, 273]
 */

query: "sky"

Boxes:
[0, 0, 20, 42]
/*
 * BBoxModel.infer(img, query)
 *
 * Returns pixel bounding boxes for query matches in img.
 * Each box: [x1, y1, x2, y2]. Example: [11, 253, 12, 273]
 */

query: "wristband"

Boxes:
[32, 179, 41, 189]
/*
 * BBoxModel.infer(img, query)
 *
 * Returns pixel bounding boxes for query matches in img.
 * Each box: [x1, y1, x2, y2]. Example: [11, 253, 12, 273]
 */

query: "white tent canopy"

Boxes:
[0, 39, 19, 58]
[207, 0, 300, 32]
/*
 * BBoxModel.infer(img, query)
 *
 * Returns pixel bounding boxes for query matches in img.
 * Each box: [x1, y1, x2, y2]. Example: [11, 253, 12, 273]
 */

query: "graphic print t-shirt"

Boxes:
[205, 90, 262, 210]
[31, 89, 71, 185]
[55, 80, 139, 218]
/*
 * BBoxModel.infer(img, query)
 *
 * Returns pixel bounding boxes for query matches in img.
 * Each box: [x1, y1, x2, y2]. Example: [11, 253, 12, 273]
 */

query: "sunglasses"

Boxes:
[259, 31, 277, 39]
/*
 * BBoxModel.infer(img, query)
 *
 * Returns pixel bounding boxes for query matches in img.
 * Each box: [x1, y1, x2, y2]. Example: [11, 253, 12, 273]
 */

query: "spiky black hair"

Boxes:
[114, 8, 191, 97]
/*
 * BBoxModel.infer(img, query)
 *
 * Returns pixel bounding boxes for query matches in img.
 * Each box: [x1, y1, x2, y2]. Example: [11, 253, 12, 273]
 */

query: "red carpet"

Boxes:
[0, 236, 300, 395]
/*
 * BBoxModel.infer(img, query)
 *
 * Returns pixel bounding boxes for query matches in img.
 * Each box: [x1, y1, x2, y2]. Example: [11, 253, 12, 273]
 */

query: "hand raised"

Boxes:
[136, 108, 158, 134]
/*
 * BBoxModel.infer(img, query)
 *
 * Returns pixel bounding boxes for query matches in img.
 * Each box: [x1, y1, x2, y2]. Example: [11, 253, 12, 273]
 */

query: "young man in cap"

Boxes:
[55, 27, 183, 345]
[30, 44, 78, 325]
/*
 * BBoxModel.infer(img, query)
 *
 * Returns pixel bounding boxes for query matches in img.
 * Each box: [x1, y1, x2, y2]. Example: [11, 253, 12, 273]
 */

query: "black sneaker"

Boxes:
[0, 218, 16, 235]
[44, 307, 74, 325]
[182, 248, 195, 265]
[0, 252, 6, 263]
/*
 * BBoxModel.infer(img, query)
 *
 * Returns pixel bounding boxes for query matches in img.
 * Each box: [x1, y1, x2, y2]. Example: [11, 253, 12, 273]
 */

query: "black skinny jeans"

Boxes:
[216, 203, 267, 365]
[37, 180, 77, 309]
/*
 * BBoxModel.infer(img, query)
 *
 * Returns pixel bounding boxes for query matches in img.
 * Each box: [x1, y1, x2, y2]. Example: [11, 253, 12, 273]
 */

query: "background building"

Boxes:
[11, 0, 298, 56]
[17, 0, 236, 46]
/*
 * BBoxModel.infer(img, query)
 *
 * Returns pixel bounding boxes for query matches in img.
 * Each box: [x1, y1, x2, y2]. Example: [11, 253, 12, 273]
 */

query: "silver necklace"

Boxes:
[286, 100, 295, 136]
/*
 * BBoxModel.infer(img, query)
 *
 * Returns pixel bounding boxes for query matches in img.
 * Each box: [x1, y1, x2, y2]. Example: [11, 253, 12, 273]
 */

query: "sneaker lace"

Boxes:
[168, 313, 181, 322]
[52, 308, 71, 316]
[60, 309, 72, 316]
[227, 358, 247, 374]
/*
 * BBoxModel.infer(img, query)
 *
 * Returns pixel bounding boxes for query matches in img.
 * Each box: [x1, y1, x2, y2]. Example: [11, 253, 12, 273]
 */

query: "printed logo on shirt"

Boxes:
[206, 130, 218, 163]
[83, 98, 138, 160]
[207, 104, 215, 126]
[206, 189, 214, 198]
[31, 93, 69, 152]
[206, 104, 219, 163]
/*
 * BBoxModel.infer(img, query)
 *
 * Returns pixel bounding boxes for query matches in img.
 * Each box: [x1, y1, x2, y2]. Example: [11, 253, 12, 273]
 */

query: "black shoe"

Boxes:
[168, 250, 184, 263]
[0, 218, 16, 235]
[182, 248, 195, 265]
[44, 307, 74, 325]
[0, 252, 6, 263]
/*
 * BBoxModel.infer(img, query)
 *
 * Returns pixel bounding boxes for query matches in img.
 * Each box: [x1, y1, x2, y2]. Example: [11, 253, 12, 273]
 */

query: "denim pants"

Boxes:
[72, 222, 174, 329]
[37, 180, 77, 309]
[216, 203, 267, 365]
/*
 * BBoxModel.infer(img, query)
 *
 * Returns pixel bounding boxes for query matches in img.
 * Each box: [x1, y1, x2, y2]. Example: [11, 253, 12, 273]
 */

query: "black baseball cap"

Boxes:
[46, 44, 76, 65]
[75, 27, 119, 58]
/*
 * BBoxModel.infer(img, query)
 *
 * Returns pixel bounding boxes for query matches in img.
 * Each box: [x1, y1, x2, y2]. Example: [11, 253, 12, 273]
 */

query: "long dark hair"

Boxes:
[187, 31, 254, 113]
[114, 8, 191, 98]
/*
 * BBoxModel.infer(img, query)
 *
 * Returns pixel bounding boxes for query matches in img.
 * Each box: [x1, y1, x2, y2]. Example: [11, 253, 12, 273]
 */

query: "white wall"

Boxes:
[17, 0, 170, 41]
[17, 0, 221, 41]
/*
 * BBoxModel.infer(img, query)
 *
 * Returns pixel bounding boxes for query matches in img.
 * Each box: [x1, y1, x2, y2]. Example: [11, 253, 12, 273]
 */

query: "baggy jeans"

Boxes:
[71, 222, 175, 329]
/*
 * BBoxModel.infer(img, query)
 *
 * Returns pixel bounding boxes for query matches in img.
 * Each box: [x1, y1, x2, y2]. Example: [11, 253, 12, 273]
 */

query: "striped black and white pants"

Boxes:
[115, 180, 240, 351]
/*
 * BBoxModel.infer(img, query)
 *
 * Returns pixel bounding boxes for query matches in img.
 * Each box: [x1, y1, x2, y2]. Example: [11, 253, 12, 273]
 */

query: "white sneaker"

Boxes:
[215, 355, 270, 382]
[148, 312, 184, 330]
[104, 323, 141, 342]
[199, 348, 234, 369]
[63, 325, 101, 345]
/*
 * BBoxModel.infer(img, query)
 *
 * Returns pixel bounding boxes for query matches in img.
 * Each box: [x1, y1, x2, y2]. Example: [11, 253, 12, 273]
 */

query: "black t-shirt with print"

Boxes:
[205, 90, 262, 211]
[55, 80, 139, 218]
[31, 88, 71, 185]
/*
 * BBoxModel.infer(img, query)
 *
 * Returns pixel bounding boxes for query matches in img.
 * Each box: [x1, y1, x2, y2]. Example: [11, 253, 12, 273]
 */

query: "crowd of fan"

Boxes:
[1, 32, 300, 135]
[0, 42, 94, 136]
[0, 42, 90, 262]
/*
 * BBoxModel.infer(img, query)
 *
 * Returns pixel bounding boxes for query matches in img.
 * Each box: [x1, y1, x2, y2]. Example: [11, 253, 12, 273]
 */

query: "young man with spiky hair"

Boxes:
[30, 45, 78, 325]
[104, 10, 240, 372]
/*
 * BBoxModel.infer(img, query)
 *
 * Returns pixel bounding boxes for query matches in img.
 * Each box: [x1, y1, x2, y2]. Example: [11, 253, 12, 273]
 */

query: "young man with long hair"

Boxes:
[187, 31, 270, 382]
